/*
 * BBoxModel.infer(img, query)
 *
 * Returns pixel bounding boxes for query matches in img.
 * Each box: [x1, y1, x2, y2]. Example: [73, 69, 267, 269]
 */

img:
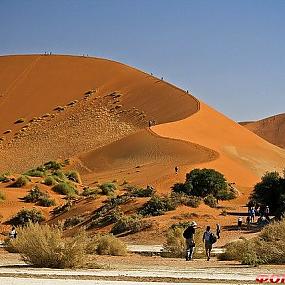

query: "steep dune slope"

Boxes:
[0, 54, 285, 190]
[153, 103, 285, 187]
[241, 113, 285, 149]
[0, 54, 199, 172]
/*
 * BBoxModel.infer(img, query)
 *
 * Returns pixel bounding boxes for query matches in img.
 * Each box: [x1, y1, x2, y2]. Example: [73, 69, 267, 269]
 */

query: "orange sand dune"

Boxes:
[241, 113, 285, 149]
[153, 103, 285, 187]
[0, 54, 285, 191]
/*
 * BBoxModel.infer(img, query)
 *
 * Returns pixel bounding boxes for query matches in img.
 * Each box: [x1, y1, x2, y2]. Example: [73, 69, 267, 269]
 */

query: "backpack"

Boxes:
[183, 226, 193, 239]
[209, 233, 217, 244]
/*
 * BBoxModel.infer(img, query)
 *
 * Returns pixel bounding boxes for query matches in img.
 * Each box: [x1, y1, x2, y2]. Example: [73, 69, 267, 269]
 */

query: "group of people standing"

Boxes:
[183, 221, 220, 261]
[237, 205, 270, 230]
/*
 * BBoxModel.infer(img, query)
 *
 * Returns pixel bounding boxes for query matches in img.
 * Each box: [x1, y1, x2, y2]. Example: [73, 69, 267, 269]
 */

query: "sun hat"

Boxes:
[190, 221, 197, 227]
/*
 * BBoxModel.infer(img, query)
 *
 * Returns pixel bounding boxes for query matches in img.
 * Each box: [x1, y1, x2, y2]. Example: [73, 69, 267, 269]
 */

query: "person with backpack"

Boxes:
[183, 221, 197, 261]
[203, 226, 217, 261]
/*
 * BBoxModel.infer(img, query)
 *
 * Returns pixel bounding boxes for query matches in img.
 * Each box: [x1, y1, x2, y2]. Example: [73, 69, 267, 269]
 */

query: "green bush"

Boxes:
[64, 216, 84, 229]
[129, 185, 155, 197]
[65, 171, 81, 183]
[111, 214, 152, 235]
[43, 176, 57, 186]
[186, 168, 228, 197]
[88, 208, 121, 230]
[0, 191, 6, 202]
[43, 161, 62, 171]
[0, 174, 10, 183]
[23, 186, 45, 202]
[81, 187, 99, 197]
[52, 201, 73, 215]
[51, 170, 66, 182]
[216, 188, 237, 201]
[96, 235, 127, 256]
[53, 182, 77, 197]
[219, 220, 285, 265]
[11, 175, 29, 187]
[171, 182, 192, 195]
[38, 197, 56, 207]
[24, 169, 45, 177]
[204, 194, 217, 208]
[139, 195, 177, 216]
[9, 209, 45, 226]
[171, 193, 201, 208]
[99, 182, 117, 195]
[6, 223, 88, 268]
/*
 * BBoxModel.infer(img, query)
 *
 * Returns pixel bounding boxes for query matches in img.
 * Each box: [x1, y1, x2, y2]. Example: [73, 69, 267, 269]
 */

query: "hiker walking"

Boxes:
[237, 216, 243, 230]
[216, 223, 221, 239]
[175, 166, 179, 175]
[250, 207, 255, 223]
[203, 226, 217, 261]
[183, 221, 197, 261]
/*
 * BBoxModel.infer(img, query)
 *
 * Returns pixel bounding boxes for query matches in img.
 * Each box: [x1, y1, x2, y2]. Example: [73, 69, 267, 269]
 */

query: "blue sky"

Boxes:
[1, 0, 284, 121]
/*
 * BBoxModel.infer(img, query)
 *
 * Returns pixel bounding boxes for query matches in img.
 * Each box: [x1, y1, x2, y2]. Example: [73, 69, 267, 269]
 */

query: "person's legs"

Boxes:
[189, 246, 195, 260]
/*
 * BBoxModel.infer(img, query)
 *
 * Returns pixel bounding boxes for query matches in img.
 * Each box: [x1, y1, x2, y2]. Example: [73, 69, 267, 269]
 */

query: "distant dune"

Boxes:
[1, 54, 285, 192]
[241, 113, 285, 149]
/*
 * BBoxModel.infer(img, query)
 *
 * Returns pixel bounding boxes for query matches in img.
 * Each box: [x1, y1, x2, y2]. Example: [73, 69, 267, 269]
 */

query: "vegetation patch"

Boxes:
[139, 195, 177, 216]
[96, 234, 127, 256]
[111, 214, 153, 235]
[64, 215, 84, 229]
[219, 219, 285, 265]
[99, 182, 117, 195]
[6, 223, 89, 268]
[65, 171, 81, 183]
[11, 175, 29, 187]
[53, 182, 77, 197]
[14, 118, 25, 124]
[9, 209, 45, 226]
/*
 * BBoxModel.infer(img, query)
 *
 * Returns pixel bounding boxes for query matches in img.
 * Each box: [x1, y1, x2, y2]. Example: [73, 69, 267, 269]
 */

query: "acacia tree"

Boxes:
[250, 171, 285, 218]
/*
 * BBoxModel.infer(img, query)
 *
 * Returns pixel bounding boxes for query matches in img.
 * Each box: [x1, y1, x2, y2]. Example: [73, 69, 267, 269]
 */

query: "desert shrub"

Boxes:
[38, 196, 56, 207]
[111, 214, 152, 235]
[64, 216, 84, 229]
[0, 191, 5, 202]
[171, 182, 193, 195]
[219, 219, 285, 265]
[65, 171, 81, 183]
[43, 176, 57, 186]
[53, 182, 77, 197]
[51, 170, 66, 182]
[216, 188, 237, 201]
[129, 185, 155, 197]
[171, 193, 201, 208]
[88, 208, 122, 229]
[11, 175, 29, 187]
[23, 186, 45, 202]
[81, 187, 99, 197]
[139, 195, 177, 216]
[9, 209, 45, 226]
[96, 235, 127, 256]
[204, 194, 217, 208]
[24, 168, 45, 177]
[15, 118, 25, 124]
[105, 194, 132, 207]
[52, 201, 73, 215]
[44, 161, 62, 171]
[163, 227, 185, 258]
[99, 182, 117, 195]
[7, 223, 88, 268]
[0, 174, 10, 183]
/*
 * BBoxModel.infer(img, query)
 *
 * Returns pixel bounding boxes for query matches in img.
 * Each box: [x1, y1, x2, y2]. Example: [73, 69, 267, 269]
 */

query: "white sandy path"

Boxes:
[0, 278, 250, 285]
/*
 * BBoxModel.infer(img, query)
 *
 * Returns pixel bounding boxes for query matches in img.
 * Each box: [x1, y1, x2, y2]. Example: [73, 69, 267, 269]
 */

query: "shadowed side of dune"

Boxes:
[78, 129, 218, 173]
[241, 113, 285, 149]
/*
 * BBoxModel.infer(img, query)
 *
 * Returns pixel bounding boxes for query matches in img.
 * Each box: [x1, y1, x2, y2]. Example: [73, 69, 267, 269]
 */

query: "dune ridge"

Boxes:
[241, 113, 285, 149]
